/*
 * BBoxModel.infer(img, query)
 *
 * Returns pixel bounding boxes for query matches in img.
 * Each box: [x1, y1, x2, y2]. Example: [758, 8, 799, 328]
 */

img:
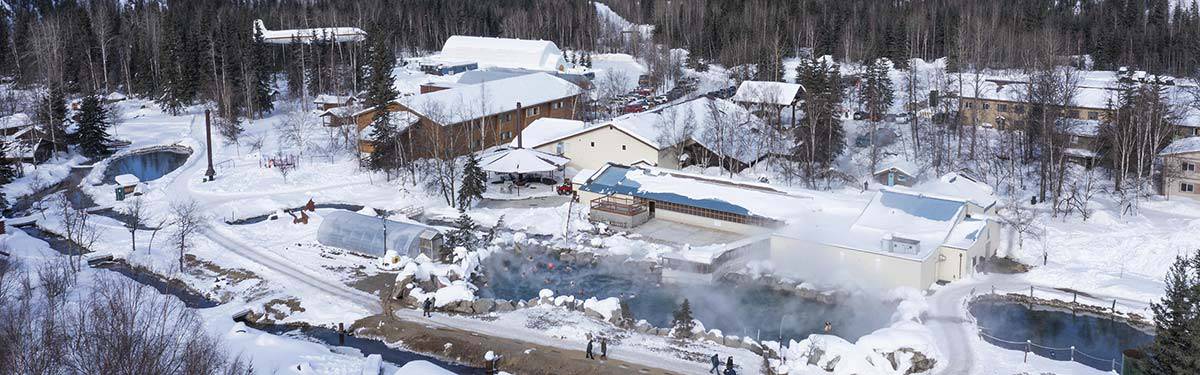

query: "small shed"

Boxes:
[316, 211, 443, 258]
[873, 164, 916, 187]
[114, 174, 141, 200]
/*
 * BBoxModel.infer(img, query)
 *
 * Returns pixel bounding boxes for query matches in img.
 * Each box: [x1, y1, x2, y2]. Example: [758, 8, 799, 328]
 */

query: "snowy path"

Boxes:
[926, 277, 984, 375]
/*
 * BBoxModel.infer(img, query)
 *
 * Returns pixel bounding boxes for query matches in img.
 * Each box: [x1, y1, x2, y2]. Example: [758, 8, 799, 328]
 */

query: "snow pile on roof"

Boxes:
[478, 147, 569, 174]
[582, 164, 817, 222]
[457, 69, 533, 85]
[316, 211, 439, 257]
[359, 111, 419, 141]
[1060, 118, 1101, 137]
[319, 106, 355, 118]
[1160, 136, 1200, 156]
[510, 118, 589, 148]
[912, 172, 997, 210]
[956, 75, 1118, 109]
[731, 81, 804, 106]
[943, 217, 988, 250]
[845, 190, 965, 259]
[114, 174, 140, 186]
[437, 35, 568, 72]
[401, 73, 579, 125]
[254, 19, 366, 44]
[874, 159, 919, 177]
[0, 113, 31, 130]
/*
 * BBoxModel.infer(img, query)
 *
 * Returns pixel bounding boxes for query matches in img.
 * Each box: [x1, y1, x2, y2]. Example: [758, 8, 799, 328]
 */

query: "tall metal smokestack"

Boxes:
[515, 102, 523, 149]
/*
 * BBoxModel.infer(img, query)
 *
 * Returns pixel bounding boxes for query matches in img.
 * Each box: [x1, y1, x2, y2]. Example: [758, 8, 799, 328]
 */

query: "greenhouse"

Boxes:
[316, 211, 443, 258]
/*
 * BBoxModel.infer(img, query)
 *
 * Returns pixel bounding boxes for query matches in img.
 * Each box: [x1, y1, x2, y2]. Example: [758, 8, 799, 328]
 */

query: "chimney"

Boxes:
[516, 102, 523, 149]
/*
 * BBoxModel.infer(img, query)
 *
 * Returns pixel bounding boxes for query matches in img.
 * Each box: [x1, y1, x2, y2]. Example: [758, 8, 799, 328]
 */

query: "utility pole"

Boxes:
[204, 110, 216, 181]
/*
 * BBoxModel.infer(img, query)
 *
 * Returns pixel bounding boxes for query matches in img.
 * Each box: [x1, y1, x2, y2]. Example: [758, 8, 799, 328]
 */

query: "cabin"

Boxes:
[319, 106, 356, 127]
[515, 97, 788, 174]
[0, 114, 52, 163]
[873, 163, 917, 187]
[313, 95, 358, 111]
[352, 72, 581, 159]
[113, 174, 141, 200]
[1159, 137, 1200, 199]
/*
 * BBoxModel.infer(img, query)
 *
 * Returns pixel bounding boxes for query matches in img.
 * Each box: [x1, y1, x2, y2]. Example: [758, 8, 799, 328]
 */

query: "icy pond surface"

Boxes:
[478, 249, 895, 342]
[969, 300, 1154, 371]
[103, 150, 189, 183]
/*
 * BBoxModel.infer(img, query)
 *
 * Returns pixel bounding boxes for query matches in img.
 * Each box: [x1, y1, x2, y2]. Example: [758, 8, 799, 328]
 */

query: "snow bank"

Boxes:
[582, 297, 621, 321]
[396, 360, 457, 375]
[433, 280, 476, 308]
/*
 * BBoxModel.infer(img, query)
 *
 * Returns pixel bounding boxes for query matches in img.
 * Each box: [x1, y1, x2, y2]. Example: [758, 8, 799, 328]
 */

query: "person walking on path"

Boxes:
[586, 338, 595, 360]
[709, 353, 721, 373]
[600, 338, 607, 359]
[723, 356, 736, 375]
[422, 298, 432, 317]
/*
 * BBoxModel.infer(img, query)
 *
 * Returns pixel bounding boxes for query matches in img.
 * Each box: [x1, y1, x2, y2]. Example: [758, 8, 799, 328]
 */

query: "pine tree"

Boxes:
[364, 25, 401, 173]
[0, 136, 18, 184]
[251, 26, 274, 116]
[72, 95, 114, 158]
[1144, 252, 1199, 374]
[583, 51, 593, 68]
[671, 298, 695, 336]
[444, 210, 477, 260]
[457, 153, 486, 208]
[37, 87, 68, 152]
[859, 59, 894, 173]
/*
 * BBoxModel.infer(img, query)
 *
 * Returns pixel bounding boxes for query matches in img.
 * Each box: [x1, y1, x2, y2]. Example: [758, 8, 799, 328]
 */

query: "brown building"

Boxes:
[353, 72, 581, 158]
[1159, 137, 1200, 199]
[314, 94, 357, 111]
[957, 78, 1114, 130]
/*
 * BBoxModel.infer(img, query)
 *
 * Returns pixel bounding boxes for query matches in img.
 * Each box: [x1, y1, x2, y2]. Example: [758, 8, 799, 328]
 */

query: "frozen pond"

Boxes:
[969, 300, 1154, 372]
[102, 150, 189, 184]
[478, 249, 895, 342]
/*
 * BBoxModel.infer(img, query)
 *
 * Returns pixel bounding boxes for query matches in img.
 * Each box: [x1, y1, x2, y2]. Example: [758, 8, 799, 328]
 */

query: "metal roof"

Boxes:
[316, 211, 440, 257]
[580, 164, 754, 217]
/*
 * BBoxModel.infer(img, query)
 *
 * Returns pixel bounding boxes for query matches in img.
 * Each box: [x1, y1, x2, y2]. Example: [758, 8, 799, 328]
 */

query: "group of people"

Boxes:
[584, 337, 608, 360]
[709, 354, 736, 374]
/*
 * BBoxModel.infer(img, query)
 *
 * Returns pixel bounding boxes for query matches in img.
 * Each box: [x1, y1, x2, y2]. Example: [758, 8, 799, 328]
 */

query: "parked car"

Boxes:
[853, 111, 867, 120]
[623, 103, 646, 113]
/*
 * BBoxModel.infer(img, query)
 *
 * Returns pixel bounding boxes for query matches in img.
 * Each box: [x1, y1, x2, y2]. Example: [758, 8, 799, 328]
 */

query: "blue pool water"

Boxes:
[969, 300, 1154, 371]
[103, 150, 189, 183]
[478, 249, 894, 342]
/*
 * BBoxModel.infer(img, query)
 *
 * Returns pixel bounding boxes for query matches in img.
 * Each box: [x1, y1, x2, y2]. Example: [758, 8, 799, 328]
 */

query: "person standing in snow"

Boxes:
[824, 321, 832, 333]
[709, 353, 721, 373]
[600, 338, 607, 359]
[723, 356, 736, 375]
[586, 338, 595, 359]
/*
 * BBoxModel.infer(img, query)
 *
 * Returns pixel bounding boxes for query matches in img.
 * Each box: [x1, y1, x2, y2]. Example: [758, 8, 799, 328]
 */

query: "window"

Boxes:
[555, 142, 565, 154]
[1088, 111, 1100, 120]
[501, 114, 512, 122]
[1068, 110, 1080, 119]
[621, 145, 627, 150]
[964, 102, 974, 109]
[983, 103, 990, 110]
[998, 104, 1008, 112]
[1182, 183, 1195, 193]
[526, 107, 540, 117]
[1014, 105, 1025, 114]
[1183, 162, 1195, 172]
[551, 101, 564, 110]
[500, 131, 512, 140]
[590, 141, 595, 147]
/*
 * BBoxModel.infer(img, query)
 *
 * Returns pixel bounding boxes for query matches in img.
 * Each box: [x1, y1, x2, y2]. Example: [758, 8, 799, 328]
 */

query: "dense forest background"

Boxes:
[2, 0, 1198, 121]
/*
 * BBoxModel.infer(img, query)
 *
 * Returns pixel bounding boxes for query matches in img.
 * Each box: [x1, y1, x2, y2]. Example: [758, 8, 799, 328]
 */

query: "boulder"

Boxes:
[472, 299, 496, 314]
[444, 300, 475, 314]
[635, 321, 653, 334]
[494, 299, 514, 312]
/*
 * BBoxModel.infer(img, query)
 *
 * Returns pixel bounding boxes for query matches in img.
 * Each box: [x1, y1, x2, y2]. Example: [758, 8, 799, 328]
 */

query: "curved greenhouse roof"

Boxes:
[316, 211, 441, 257]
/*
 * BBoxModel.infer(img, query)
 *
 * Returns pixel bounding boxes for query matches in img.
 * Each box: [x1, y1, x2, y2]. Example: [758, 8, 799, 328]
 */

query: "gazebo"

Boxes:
[478, 147, 569, 196]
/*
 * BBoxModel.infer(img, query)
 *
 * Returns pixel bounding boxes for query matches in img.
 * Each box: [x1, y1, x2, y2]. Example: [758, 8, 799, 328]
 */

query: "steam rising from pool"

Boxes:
[478, 248, 896, 342]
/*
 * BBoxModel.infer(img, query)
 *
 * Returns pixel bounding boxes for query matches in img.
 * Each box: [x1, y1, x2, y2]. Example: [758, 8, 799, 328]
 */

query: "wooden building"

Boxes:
[957, 78, 1114, 130]
[352, 72, 581, 159]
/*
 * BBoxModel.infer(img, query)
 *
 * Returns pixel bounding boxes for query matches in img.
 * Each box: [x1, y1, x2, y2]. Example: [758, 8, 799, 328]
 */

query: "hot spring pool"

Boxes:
[478, 249, 894, 342]
[103, 150, 189, 184]
[969, 300, 1154, 371]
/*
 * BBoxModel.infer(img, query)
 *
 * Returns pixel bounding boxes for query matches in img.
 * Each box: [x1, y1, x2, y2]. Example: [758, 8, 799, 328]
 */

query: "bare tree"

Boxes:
[275, 110, 318, 155]
[168, 199, 208, 272]
[121, 196, 148, 253]
[654, 105, 696, 166]
[57, 191, 99, 272]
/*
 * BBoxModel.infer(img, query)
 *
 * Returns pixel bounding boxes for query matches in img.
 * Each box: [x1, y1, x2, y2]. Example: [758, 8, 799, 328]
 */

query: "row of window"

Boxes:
[966, 100, 1101, 120]
[649, 198, 778, 226]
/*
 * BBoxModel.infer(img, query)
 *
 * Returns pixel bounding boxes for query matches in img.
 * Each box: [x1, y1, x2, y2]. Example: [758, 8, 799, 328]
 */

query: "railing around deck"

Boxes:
[590, 195, 646, 216]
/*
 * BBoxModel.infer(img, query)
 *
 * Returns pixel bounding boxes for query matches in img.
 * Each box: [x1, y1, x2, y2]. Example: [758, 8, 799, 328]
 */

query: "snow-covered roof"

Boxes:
[436, 36, 568, 72]
[731, 81, 804, 106]
[0, 113, 32, 130]
[478, 147, 569, 174]
[571, 168, 598, 185]
[1159, 137, 1200, 156]
[1061, 118, 1101, 137]
[912, 172, 997, 211]
[319, 106, 355, 118]
[527, 97, 787, 164]
[874, 160, 918, 178]
[314, 94, 355, 105]
[510, 118, 589, 149]
[845, 189, 966, 259]
[943, 217, 988, 250]
[316, 211, 440, 258]
[359, 112, 419, 141]
[956, 76, 1117, 109]
[114, 174, 140, 186]
[456, 70, 533, 85]
[399, 72, 579, 125]
[580, 163, 816, 223]
[254, 19, 366, 44]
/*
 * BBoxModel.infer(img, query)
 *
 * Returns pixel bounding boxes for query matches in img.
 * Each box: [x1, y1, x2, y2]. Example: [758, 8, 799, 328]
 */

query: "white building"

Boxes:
[429, 36, 571, 73]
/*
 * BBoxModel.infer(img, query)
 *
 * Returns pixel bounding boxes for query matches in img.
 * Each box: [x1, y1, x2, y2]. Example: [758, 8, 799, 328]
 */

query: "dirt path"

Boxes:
[353, 314, 684, 375]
